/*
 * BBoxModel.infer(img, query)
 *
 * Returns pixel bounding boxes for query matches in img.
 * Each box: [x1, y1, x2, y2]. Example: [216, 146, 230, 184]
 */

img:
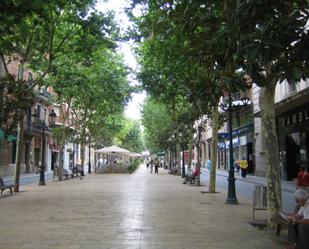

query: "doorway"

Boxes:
[285, 132, 309, 181]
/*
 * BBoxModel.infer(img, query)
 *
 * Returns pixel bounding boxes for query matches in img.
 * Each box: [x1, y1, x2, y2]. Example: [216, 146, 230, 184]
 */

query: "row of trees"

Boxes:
[130, 0, 309, 220]
[0, 1, 143, 191]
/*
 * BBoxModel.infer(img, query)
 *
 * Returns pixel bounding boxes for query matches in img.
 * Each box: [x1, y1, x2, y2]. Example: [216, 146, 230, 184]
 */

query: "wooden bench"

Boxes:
[54, 167, 73, 180]
[271, 205, 300, 236]
[0, 177, 13, 195]
[271, 213, 288, 236]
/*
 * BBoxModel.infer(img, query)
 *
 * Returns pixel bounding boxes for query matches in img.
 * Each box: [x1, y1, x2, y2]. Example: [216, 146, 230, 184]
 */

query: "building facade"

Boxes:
[0, 61, 94, 178]
[253, 79, 309, 180]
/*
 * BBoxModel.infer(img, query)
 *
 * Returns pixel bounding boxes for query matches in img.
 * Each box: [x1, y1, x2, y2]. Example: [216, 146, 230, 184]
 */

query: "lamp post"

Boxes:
[226, 92, 238, 204]
[220, 92, 251, 204]
[88, 139, 91, 174]
[33, 108, 57, 185]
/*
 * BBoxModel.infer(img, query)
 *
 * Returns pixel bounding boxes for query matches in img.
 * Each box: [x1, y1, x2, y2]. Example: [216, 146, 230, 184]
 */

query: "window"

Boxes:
[288, 82, 296, 93]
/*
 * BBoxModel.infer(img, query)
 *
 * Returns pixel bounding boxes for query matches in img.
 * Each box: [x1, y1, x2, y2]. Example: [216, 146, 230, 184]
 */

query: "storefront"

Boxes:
[219, 123, 254, 173]
[278, 103, 309, 180]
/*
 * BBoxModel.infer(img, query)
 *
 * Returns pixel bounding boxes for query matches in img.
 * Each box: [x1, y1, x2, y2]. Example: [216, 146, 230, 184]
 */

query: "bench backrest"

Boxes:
[253, 185, 267, 209]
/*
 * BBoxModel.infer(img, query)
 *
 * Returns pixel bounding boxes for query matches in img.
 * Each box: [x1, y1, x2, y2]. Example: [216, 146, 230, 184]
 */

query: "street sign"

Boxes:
[7, 135, 17, 142]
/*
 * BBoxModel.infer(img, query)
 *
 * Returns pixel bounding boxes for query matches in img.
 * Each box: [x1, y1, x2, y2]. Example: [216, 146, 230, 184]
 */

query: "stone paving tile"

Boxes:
[0, 166, 288, 249]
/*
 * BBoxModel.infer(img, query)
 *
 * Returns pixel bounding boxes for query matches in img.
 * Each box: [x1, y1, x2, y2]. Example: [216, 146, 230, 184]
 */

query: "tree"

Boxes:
[49, 44, 131, 179]
[233, 1, 309, 219]
[116, 118, 144, 153]
[142, 97, 173, 154]
[130, 0, 239, 189]
[131, 0, 309, 219]
[0, 1, 120, 188]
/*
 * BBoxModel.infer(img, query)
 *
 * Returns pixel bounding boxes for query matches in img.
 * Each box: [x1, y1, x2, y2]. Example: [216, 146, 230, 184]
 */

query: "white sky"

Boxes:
[96, 0, 146, 120]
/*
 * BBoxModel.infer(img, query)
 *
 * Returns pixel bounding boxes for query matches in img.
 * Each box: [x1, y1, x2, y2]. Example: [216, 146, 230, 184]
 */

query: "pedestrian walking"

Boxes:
[240, 157, 248, 178]
[235, 159, 240, 175]
[206, 157, 212, 172]
[154, 158, 159, 174]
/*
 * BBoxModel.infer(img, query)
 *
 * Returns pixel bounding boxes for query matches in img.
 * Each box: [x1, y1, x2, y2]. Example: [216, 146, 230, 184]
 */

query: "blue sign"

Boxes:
[0, 129, 5, 139]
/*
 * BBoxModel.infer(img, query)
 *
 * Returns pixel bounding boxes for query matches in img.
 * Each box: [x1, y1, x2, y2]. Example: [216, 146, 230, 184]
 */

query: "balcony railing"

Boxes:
[24, 120, 52, 133]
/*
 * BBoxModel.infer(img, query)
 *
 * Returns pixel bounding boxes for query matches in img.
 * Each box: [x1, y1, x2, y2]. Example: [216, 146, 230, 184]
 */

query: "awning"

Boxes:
[95, 145, 131, 155]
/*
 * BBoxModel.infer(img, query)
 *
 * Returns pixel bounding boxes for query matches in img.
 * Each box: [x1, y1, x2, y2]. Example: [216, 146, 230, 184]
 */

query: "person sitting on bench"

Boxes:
[183, 166, 199, 184]
[285, 189, 309, 249]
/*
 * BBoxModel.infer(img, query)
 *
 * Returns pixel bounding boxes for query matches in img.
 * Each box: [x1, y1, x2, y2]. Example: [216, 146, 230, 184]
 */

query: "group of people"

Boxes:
[146, 158, 160, 174]
[285, 188, 309, 249]
[284, 166, 309, 249]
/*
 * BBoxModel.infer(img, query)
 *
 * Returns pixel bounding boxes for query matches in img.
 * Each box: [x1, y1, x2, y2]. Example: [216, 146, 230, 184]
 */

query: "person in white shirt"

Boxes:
[285, 189, 309, 249]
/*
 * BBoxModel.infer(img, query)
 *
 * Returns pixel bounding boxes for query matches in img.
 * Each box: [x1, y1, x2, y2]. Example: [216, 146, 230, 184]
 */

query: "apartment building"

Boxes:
[253, 79, 309, 180]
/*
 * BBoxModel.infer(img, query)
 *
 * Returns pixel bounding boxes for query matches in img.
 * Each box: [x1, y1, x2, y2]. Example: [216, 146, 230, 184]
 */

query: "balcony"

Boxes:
[34, 89, 52, 103]
[24, 120, 52, 135]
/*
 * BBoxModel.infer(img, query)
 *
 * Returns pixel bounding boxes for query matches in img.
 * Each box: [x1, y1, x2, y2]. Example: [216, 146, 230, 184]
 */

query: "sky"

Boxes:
[96, 0, 146, 120]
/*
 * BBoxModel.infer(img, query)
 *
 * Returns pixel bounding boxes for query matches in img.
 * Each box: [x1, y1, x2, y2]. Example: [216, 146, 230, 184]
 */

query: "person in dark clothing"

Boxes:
[154, 158, 159, 174]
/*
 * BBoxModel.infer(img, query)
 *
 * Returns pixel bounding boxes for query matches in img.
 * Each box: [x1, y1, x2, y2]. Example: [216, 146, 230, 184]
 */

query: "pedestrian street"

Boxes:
[0, 165, 287, 249]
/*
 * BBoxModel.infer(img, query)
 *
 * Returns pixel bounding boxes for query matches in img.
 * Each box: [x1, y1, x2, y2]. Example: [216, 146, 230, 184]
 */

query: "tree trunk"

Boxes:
[13, 62, 25, 192]
[209, 106, 219, 193]
[259, 82, 282, 222]
[196, 128, 202, 186]
[13, 117, 24, 192]
[188, 130, 194, 169]
[57, 137, 65, 181]
[81, 144, 85, 176]
[94, 151, 97, 173]
[176, 142, 181, 175]
[196, 143, 201, 186]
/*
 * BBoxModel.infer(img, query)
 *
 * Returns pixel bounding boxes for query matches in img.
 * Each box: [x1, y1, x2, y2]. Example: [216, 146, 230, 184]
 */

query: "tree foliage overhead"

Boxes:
[141, 97, 173, 153]
[130, 0, 309, 216]
[0, 0, 117, 131]
[115, 118, 144, 153]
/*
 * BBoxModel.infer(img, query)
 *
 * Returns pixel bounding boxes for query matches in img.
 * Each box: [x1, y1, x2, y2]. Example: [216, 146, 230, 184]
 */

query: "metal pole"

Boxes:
[174, 142, 177, 168]
[39, 122, 46, 185]
[226, 92, 238, 204]
[88, 140, 91, 174]
[182, 146, 185, 178]
[72, 143, 75, 168]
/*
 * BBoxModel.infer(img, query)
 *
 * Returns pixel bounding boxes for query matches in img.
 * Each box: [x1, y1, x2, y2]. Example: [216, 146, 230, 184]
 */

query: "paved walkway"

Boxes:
[213, 169, 296, 193]
[0, 165, 287, 249]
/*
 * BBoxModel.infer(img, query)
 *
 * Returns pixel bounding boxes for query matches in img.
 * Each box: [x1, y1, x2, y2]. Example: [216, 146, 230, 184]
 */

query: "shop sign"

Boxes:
[285, 109, 309, 127]
[7, 135, 17, 142]
[225, 138, 240, 148]
[0, 129, 5, 139]
[240, 136, 247, 146]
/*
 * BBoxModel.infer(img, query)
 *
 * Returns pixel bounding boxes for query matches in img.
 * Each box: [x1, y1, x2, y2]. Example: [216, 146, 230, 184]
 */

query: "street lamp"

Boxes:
[33, 108, 57, 185]
[220, 92, 250, 204]
[88, 139, 91, 174]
